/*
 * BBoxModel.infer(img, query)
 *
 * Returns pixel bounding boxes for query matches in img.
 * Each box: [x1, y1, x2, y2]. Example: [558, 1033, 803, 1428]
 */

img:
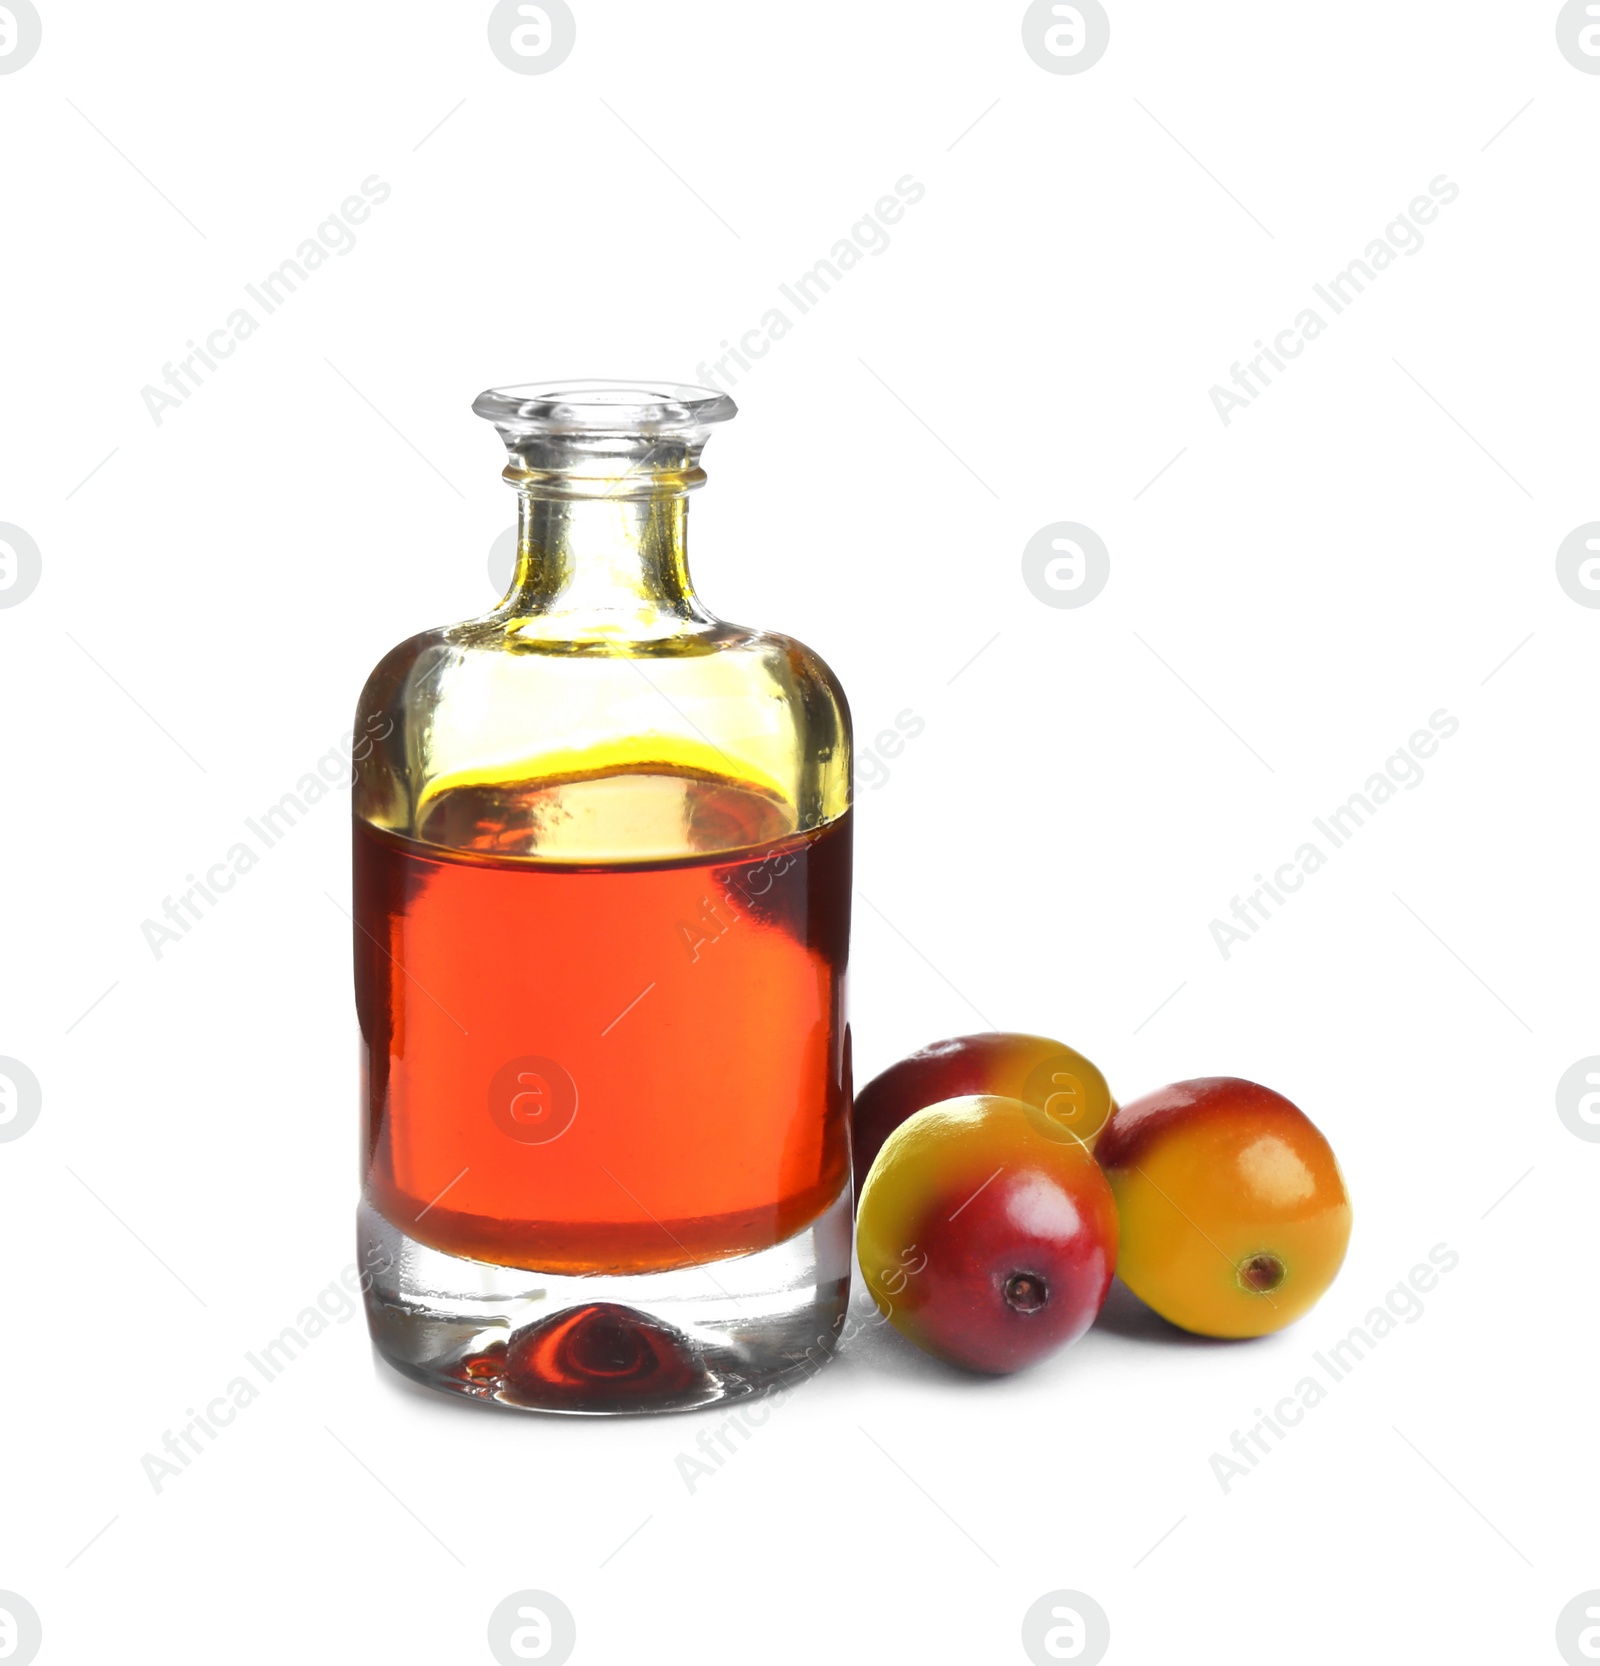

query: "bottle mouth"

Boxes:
[475, 380, 736, 500]
[473, 380, 737, 436]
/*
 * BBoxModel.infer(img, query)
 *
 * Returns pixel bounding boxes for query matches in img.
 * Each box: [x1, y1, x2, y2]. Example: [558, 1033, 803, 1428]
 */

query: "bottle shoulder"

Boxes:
[353, 613, 852, 854]
[362, 611, 839, 671]
[358, 616, 849, 729]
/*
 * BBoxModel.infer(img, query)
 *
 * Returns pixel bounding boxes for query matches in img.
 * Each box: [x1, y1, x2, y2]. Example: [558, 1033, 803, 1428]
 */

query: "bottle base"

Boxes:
[358, 1187, 852, 1415]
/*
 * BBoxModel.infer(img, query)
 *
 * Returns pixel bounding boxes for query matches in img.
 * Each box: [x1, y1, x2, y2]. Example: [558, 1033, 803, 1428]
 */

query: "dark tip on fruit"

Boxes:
[1237, 1253, 1286, 1294]
[1004, 1272, 1049, 1313]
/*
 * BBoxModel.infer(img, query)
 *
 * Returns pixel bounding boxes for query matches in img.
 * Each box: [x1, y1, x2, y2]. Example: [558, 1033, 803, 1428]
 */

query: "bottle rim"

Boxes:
[473, 380, 737, 435]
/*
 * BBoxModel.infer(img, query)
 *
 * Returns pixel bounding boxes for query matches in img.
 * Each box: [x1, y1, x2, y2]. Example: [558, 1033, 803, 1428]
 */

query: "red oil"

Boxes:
[354, 782, 851, 1276]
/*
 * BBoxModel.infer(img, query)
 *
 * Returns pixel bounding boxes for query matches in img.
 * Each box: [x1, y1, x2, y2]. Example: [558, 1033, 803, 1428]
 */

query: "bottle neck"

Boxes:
[506, 487, 710, 635]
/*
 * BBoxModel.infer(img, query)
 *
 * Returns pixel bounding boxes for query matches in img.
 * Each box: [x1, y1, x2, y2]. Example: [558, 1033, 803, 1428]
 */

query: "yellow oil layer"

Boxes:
[414, 759, 798, 864]
[419, 735, 785, 821]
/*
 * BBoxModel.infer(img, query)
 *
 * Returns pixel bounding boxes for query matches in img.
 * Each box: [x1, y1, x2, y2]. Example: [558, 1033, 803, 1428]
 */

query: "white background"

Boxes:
[2, 3, 1597, 1662]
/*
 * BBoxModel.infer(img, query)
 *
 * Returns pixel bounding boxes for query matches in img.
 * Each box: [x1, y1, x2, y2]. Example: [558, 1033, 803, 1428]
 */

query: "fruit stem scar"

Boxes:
[1132, 1162, 1277, 1307]
[1237, 1252, 1286, 1294]
[1004, 1273, 1048, 1312]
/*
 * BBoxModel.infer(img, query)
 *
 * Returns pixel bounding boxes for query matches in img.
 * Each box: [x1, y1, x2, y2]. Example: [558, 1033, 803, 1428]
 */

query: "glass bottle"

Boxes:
[351, 382, 853, 1413]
